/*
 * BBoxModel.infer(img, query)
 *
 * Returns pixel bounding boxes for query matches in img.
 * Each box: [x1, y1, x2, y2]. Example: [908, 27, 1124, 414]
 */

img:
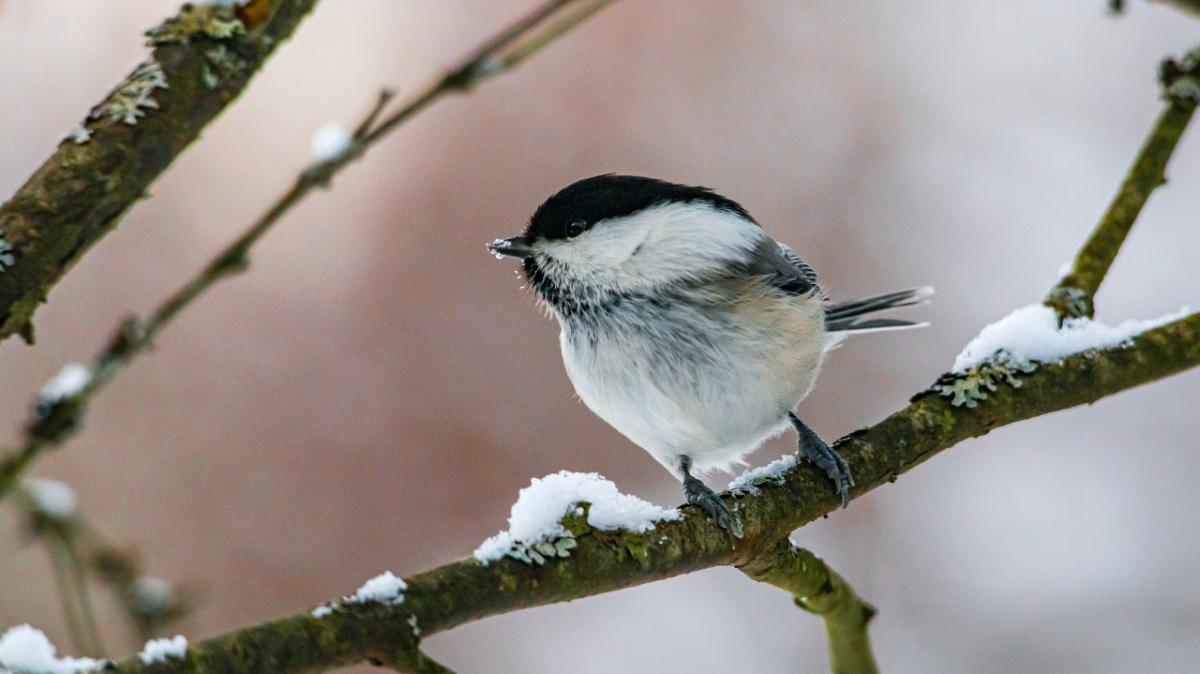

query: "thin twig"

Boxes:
[47, 536, 90, 656]
[0, 0, 618, 500]
[11, 487, 191, 651]
[1045, 46, 1199, 319]
[65, 534, 105, 657]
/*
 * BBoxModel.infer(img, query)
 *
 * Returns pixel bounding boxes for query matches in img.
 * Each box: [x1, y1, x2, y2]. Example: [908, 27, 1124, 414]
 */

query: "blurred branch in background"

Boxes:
[0, 0, 616, 502]
[1045, 46, 1199, 319]
[1110, 0, 1200, 15]
[12, 480, 194, 652]
[0, 0, 320, 344]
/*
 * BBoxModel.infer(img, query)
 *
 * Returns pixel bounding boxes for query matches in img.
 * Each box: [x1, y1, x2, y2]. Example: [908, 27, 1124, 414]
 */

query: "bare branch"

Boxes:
[0, 0, 619, 500]
[740, 541, 878, 674]
[0, 1, 322, 343]
[1045, 46, 1199, 319]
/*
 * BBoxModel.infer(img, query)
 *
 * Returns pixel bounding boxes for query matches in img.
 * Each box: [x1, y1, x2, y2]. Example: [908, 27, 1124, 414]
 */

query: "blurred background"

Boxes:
[1, 1, 1198, 672]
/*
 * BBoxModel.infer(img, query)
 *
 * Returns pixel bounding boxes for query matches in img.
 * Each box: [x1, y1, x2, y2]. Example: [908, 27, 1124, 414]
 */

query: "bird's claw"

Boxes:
[684, 477, 744, 538]
[800, 435, 854, 508]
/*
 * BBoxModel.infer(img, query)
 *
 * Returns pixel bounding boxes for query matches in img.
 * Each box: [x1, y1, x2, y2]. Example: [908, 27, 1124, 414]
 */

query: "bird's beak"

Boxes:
[487, 236, 534, 260]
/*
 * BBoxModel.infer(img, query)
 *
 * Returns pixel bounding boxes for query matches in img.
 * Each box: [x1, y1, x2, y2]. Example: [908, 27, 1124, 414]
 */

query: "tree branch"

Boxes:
[740, 541, 878, 674]
[91, 311, 1200, 674]
[1045, 47, 1199, 319]
[0, 0, 618, 501]
[0, 0, 321, 343]
[13, 483, 193, 652]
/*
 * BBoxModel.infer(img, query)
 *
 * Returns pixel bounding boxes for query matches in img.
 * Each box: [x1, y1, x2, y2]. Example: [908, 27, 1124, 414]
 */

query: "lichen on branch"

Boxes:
[0, 0, 321, 344]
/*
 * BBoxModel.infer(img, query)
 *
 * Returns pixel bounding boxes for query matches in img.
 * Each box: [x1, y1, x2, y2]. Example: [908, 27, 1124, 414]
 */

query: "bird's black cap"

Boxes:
[525, 174, 754, 241]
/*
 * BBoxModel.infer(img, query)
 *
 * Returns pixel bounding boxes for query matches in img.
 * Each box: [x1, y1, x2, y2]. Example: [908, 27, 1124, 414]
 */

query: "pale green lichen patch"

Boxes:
[0, 239, 14, 272]
[91, 61, 170, 126]
[1161, 46, 1200, 103]
[934, 359, 1038, 408]
[146, 4, 246, 46]
[201, 44, 245, 89]
[65, 123, 93, 145]
[504, 532, 578, 566]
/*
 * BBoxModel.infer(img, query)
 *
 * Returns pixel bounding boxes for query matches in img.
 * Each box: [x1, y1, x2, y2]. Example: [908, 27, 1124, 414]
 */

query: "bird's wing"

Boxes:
[745, 239, 820, 296]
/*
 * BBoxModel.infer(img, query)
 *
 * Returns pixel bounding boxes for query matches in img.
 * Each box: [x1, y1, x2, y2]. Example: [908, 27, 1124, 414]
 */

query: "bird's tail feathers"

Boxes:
[825, 286, 933, 335]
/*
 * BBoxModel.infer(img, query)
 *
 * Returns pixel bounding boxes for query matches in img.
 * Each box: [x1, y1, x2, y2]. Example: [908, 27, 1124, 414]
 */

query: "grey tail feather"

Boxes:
[825, 286, 933, 333]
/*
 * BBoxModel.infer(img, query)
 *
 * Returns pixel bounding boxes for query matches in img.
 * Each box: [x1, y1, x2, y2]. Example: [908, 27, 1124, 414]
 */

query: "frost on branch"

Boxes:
[935, 304, 1191, 407]
[728, 453, 798, 496]
[0, 625, 99, 674]
[474, 471, 680, 566]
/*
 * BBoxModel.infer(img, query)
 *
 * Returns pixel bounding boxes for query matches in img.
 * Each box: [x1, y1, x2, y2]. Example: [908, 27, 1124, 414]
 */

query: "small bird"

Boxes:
[488, 175, 930, 537]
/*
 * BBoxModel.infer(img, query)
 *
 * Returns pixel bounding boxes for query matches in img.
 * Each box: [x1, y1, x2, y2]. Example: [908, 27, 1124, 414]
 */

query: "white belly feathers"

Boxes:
[558, 282, 826, 476]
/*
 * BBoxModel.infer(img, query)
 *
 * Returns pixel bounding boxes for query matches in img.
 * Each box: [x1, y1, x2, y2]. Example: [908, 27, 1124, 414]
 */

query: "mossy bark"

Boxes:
[0, 0, 320, 343]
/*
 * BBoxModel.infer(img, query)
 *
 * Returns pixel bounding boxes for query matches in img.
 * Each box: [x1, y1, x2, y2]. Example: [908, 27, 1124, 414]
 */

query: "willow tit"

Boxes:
[489, 175, 930, 537]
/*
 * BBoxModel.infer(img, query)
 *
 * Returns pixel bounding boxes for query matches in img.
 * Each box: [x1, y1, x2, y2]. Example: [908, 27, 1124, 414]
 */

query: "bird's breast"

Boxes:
[556, 286, 826, 465]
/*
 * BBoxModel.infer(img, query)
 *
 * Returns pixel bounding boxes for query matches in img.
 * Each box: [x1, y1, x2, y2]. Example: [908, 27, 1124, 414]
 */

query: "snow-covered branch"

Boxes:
[34, 310, 1191, 674]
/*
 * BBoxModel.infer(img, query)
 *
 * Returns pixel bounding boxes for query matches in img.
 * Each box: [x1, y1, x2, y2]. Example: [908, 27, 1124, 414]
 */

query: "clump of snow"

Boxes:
[311, 604, 334, 618]
[139, 635, 187, 665]
[38, 364, 92, 406]
[474, 471, 681, 564]
[728, 454, 798, 496]
[0, 625, 98, 674]
[952, 304, 1192, 373]
[310, 123, 353, 161]
[24, 479, 77, 519]
[129, 577, 173, 615]
[345, 571, 406, 606]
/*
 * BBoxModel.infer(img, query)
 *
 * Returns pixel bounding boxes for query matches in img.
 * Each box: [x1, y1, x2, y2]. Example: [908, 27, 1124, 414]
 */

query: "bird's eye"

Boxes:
[566, 220, 587, 238]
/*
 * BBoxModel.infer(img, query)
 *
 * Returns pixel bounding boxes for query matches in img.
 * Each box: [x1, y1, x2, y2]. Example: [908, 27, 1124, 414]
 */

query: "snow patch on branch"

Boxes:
[346, 571, 406, 605]
[24, 479, 77, 519]
[474, 471, 680, 565]
[311, 571, 407, 618]
[38, 364, 92, 407]
[139, 635, 187, 665]
[952, 304, 1192, 373]
[310, 123, 353, 161]
[0, 625, 98, 674]
[728, 453, 798, 496]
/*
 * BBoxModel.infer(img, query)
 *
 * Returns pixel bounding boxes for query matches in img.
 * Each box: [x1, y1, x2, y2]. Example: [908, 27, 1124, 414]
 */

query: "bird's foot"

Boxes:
[683, 475, 744, 538]
[790, 413, 854, 508]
